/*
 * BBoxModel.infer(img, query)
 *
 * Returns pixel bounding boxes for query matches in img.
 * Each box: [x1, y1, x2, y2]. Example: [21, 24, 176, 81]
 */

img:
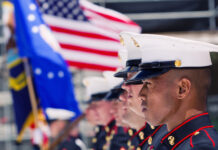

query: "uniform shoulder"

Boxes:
[190, 128, 218, 150]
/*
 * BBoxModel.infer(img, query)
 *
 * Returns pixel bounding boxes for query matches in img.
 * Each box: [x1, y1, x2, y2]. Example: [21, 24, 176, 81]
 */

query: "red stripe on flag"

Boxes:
[60, 43, 118, 57]
[66, 60, 117, 71]
[49, 25, 119, 42]
[81, 6, 138, 26]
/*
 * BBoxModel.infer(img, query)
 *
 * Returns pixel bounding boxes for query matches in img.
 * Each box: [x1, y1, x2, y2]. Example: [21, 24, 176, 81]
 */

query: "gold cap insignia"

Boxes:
[131, 37, 140, 47]
[150, 125, 155, 130]
[168, 136, 175, 146]
[139, 131, 144, 140]
[120, 36, 124, 46]
[148, 136, 152, 145]
[175, 60, 181, 67]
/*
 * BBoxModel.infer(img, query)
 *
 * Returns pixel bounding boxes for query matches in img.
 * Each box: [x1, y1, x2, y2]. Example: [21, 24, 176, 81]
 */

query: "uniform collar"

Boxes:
[137, 123, 157, 142]
[104, 118, 116, 134]
[161, 112, 213, 150]
[139, 125, 164, 147]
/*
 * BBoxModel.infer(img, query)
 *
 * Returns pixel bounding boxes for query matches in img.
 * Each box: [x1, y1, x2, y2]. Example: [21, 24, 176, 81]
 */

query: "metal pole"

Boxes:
[208, 0, 216, 31]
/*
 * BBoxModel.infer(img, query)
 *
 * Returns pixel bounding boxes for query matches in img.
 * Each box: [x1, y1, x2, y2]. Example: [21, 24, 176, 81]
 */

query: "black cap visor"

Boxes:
[125, 68, 171, 85]
[105, 88, 124, 101]
[83, 92, 108, 104]
[114, 66, 139, 78]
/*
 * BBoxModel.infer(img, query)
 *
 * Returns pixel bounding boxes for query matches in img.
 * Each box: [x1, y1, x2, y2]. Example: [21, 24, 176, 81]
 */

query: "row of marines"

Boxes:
[83, 32, 218, 150]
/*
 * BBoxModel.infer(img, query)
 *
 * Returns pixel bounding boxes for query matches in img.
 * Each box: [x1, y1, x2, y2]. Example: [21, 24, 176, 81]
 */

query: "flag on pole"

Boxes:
[13, 0, 81, 120]
[38, 0, 141, 71]
[6, 49, 36, 143]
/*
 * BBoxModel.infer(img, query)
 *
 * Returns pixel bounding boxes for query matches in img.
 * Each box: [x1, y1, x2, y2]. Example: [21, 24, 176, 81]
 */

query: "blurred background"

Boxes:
[0, 0, 218, 149]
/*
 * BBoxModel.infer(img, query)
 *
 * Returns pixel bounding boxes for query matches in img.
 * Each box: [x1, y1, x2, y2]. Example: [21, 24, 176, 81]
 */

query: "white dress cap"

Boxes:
[118, 47, 128, 67]
[114, 32, 142, 78]
[119, 32, 141, 61]
[103, 71, 123, 90]
[130, 33, 218, 68]
[83, 76, 110, 99]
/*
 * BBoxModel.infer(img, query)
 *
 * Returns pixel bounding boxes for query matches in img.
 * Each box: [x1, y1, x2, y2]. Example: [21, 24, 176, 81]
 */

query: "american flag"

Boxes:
[38, 0, 141, 71]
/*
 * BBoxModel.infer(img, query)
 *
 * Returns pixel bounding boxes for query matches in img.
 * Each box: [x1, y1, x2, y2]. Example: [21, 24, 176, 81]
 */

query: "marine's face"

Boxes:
[138, 71, 177, 126]
[85, 103, 99, 125]
[111, 100, 128, 126]
[122, 107, 143, 129]
[122, 72, 144, 117]
[119, 90, 128, 110]
[94, 100, 113, 125]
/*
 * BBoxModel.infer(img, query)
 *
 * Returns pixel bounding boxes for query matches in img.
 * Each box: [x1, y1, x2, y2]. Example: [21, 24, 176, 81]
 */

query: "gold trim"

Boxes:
[131, 37, 140, 47]
[120, 36, 125, 46]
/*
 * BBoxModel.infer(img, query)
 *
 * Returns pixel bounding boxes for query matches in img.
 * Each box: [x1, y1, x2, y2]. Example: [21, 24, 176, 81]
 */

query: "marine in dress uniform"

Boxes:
[83, 77, 113, 150]
[127, 128, 140, 150]
[91, 125, 107, 150]
[104, 71, 133, 150]
[114, 32, 167, 150]
[124, 33, 218, 150]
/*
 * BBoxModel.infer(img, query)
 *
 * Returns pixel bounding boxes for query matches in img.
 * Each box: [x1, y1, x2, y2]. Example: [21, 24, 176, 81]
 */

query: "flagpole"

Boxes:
[22, 58, 45, 150]
[49, 113, 85, 150]
[22, 58, 39, 127]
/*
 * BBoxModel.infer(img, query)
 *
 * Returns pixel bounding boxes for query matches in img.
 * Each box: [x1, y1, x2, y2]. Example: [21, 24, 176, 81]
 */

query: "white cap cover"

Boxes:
[83, 77, 110, 99]
[129, 33, 218, 68]
[119, 32, 142, 62]
[103, 71, 123, 89]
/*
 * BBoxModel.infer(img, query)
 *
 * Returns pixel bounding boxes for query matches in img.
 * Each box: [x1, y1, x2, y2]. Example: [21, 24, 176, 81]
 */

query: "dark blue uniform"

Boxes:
[157, 113, 218, 150]
[134, 124, 167, 150]
[91, 125, 107, 150]
[109, 127, 131, 150]
[103, 119, 117, 150]
[141, 125, 167, 150]
[127, 128, 140, 150]
[133, 123, 158, 150]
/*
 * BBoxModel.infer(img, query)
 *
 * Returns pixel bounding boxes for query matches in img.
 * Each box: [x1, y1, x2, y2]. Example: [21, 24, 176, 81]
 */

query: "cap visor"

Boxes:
[114, 66, 138, 78]
[105, 89, 124, 100]
[126, 68, 170, 85]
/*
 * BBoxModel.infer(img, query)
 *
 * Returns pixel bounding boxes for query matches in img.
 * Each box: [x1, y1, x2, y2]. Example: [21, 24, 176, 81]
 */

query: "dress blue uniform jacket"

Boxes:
[109, 127, 131, 150]
[143, 125, 168, 150]
[91, 125, 107, 150]
[127, 128, 140, 149]
[156, 112, 218, 150]
[132, 123, 166, 150]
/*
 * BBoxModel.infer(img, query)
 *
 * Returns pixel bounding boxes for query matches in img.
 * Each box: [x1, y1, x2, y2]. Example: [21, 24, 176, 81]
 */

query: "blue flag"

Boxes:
[13, 0, 81, 120]
[7, 48, 34, 143]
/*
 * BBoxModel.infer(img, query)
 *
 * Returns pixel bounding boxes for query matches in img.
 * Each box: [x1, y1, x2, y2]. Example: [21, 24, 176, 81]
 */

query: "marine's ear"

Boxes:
[176, 77, 191, 100]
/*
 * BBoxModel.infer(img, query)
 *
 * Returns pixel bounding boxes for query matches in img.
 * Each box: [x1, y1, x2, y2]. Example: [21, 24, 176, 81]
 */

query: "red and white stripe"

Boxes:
[43, 0, 141, 71]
